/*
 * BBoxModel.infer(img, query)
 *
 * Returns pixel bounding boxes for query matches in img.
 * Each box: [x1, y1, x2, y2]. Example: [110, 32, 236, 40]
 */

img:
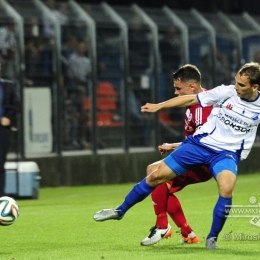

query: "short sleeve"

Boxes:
[197, 85, 234, 107]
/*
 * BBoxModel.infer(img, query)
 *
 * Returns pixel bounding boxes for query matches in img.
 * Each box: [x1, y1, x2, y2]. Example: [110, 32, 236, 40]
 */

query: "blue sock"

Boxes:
[116, 178, 155, 217]
[207, 195, 232, 240]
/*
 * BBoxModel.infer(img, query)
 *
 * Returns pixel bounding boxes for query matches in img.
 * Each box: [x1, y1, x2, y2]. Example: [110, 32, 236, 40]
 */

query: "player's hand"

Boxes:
[158, 143, 177, 155]
[141, 103, 159, 113]
[1, 117, 10, 126]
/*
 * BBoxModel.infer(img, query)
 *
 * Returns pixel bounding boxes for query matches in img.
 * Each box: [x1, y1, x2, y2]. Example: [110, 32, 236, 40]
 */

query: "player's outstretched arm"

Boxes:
[141, 94, 198, 113]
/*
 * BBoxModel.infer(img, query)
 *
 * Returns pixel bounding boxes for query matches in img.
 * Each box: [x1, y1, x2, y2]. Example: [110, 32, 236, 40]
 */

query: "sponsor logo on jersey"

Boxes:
[252, 113, 259, 121]
[217, 113, 251, 133]
[226, 103, 233, 110]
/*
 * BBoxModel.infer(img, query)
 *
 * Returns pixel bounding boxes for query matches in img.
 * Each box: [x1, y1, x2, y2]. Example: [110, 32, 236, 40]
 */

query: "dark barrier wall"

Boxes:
[33, 151, 161, 187]
[26, 145, 260, 188]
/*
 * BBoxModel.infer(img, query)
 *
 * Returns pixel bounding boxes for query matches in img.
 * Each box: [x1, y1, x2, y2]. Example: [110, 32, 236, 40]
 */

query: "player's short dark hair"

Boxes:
[172, 64, 201, 83]
[238, 62, 260, 86]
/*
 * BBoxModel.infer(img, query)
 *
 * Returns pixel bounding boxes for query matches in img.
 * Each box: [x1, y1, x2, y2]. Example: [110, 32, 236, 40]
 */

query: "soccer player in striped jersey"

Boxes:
[141, 64, 213, 246]
[94, 62, 260, 249]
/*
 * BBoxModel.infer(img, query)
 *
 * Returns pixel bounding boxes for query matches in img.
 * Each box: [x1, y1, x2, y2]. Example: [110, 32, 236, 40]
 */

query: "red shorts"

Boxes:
[168, 165, 212, 193]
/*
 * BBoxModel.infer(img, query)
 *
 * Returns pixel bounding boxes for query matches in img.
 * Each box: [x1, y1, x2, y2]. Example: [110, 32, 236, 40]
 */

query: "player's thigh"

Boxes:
[212, 157, 238, 197]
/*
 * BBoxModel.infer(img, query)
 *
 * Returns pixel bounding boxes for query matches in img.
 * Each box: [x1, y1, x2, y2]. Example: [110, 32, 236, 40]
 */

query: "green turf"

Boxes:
[1, 173, 260, 260]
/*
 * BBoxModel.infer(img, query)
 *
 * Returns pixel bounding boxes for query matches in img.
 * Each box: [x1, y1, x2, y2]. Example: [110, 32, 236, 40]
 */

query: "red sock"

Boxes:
[151, 184, 169, 228]
[167, 193, 193, 237]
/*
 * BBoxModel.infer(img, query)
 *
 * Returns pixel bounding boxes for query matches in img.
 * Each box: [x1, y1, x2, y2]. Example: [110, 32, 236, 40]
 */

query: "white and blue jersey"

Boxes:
[195, 84, 260, 160]
[164, 84, 260, 177]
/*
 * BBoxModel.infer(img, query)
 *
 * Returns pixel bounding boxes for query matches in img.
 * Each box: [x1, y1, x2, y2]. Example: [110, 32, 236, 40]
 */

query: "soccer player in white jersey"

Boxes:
[93, 62, 260, 249]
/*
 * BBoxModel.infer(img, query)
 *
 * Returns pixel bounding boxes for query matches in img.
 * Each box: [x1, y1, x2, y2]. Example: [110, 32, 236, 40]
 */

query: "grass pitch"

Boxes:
[1, 173, 260, 260]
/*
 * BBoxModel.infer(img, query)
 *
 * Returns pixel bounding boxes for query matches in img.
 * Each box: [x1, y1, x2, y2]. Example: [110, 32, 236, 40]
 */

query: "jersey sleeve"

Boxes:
[196, 85, 233, 107]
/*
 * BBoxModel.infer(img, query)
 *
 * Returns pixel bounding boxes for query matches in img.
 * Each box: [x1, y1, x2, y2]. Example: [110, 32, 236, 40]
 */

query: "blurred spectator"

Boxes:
[0, 22, 16, 58]
[63, 86, 88, 150]
[0, 22, 17, 79]
[73, 86, 88, 149]
[60, 35, 79, 86]
[129, 15, 146, 42]
[25, 34, 54, 86]
[65, 40, 90, 150]
[24, 17, 40, 38]
[62, 35, 79, 60]
[67, 41, 91, 91]
[127, 78, 152, 146]
[43, 0, 68, 37]
[63, 98, 78, 150]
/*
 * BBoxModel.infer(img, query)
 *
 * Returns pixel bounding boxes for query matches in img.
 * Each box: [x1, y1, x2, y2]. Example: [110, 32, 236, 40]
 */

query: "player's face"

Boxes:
[234, 73, 259, 100]
[173, 79, 194, 96]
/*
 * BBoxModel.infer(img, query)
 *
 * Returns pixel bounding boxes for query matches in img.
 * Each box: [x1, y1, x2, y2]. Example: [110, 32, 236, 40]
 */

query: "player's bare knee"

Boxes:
[219, 185, 233, 198]
[146, 171, 166, 186]
[146, 160, 162, 177]
[217, 170, 236, 198]
[219, 191, 233, 198]
[146, 164, 153, 176]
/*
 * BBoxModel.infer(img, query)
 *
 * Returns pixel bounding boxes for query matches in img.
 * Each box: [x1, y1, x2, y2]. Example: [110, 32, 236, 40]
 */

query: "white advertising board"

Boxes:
[24, 88, 53, 153]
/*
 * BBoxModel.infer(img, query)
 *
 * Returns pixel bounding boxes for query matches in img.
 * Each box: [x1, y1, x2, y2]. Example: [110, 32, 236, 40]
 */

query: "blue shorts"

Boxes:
[163, 136, 239, 178]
